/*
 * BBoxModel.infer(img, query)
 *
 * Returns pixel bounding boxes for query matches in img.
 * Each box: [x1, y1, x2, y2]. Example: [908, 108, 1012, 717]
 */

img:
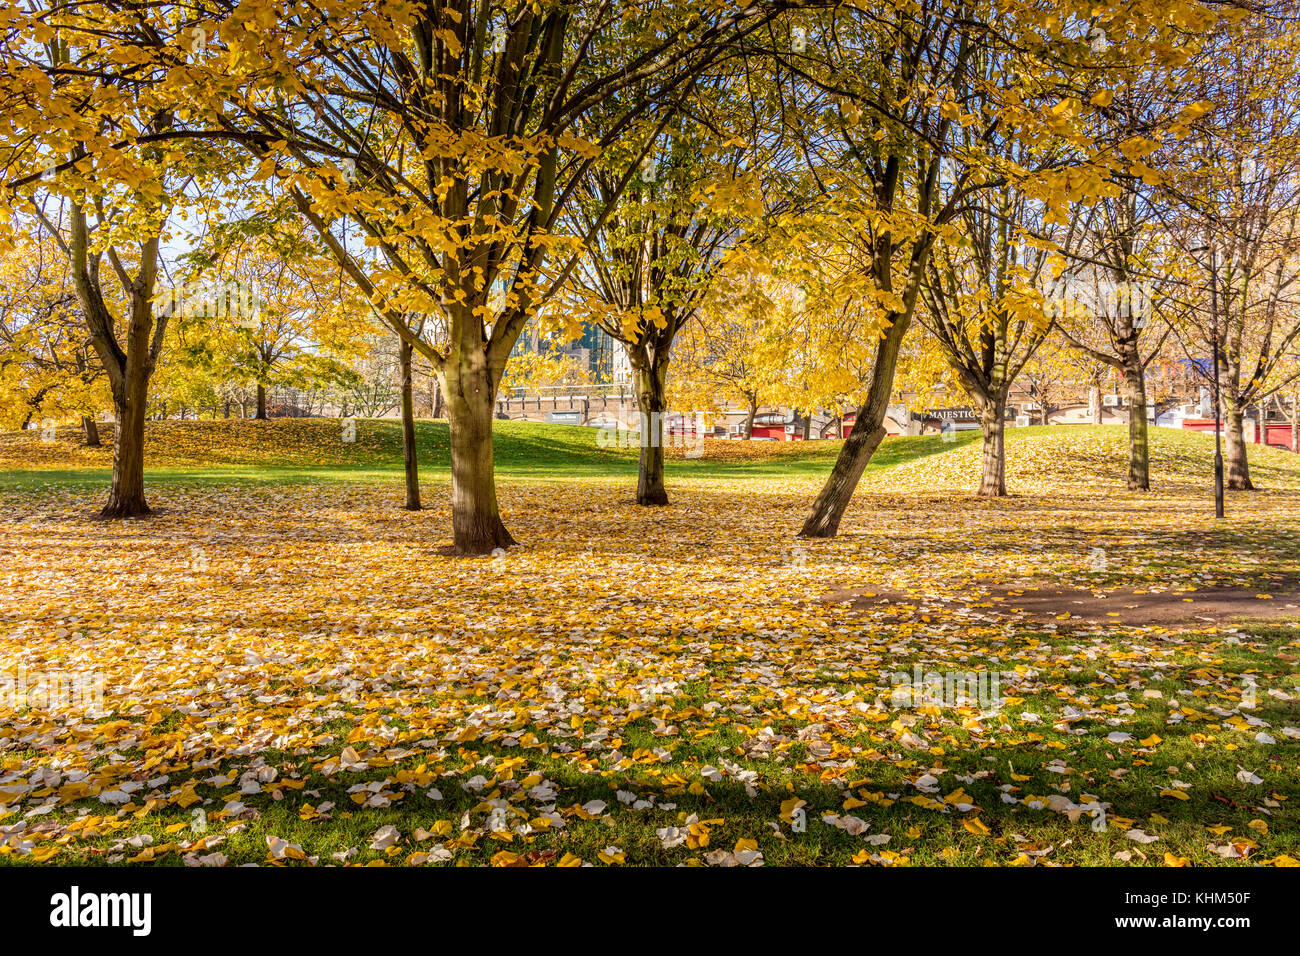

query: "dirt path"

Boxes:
[825, 579, 1300, 626]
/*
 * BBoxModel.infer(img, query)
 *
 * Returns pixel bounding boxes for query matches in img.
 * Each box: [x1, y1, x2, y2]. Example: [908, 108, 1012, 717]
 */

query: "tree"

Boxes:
[0, 236, 108, 439]
[1019, 334, 1102, 427]
[0, 5, 253, 515]
[338, 333, 401, 418]
[566, 110, 762, 503]
[1052, 29, 1219, 491]
[920, 176, 1063, 496]
[397, 334, 420, 510]
[784, 1, 1218, 535]
[178, 216, 366, 420]
[1054, 217, 1177, 489]
[1166, 11, 1300, 491]
[160, 1, 798, 551]
[752, 243, 880, 435]
[669, 256, 776, 438]
[3, 54, 189, 513]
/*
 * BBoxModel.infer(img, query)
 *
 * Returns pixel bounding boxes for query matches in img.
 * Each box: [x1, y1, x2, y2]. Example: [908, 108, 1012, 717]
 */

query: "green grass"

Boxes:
[0, 417, 980, 490]
[5, 618, 1296, 868]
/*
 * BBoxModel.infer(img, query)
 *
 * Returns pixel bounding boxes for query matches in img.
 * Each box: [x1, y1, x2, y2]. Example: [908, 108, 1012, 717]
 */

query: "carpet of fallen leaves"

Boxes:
[0, 419, 421, 469]
[1, 424, 1299, 867]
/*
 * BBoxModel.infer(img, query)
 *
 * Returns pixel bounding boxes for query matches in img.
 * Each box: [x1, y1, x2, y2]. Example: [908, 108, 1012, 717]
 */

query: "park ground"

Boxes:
[0, 421, 1298, 866]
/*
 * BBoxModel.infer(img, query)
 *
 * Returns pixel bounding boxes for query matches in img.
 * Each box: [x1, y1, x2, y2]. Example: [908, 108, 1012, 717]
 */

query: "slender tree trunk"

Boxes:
[632, 357, 669, 506]
[744, 398, 758, 439]
[1290, 392, 1298, 452]
[432, 379, 445, 420]
[443, 349, 514, 555]
[1123, 363, 1150, 491]
[978, 393, 1007, 497]
[255, 383, 268, 420]
[1224, 399, 1255, 490]
[82, 415, 101, 448]
[801, 414, 812, 440]
[399, 338, 421, 510]
[800, 312, 913, 538]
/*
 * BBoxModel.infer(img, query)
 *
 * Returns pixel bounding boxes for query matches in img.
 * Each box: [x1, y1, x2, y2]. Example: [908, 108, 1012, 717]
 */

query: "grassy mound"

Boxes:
[0, 417, 920, 478]
[1, 419, 1296, 495]
[867, 425, 1300, 494]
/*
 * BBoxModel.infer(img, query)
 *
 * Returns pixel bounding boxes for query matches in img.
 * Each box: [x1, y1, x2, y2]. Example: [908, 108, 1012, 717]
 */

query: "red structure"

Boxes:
[1265, 423, 1299, 451]
[1181, 418, 1298, 452]
[744, 411, 804, 440]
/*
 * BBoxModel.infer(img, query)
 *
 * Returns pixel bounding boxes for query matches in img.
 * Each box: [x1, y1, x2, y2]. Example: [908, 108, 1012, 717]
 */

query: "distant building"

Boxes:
[510, 318, 626, 383]
[611, 340, 632, 385]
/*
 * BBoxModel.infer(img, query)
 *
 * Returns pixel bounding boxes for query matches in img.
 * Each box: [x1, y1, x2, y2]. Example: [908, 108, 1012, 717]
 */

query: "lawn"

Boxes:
[0, 416, 970, 487]
[0, 420, 1297, 867]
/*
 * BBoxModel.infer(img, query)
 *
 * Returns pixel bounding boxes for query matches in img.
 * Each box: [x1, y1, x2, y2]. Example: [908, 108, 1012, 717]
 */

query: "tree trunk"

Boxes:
[800, 312, 913, 538]
[1291, 394, 1298, 452]
[978, 394, 1007, 497]
[801, 409, 887, 537]
[102, 374, 150, 518]
[443, 351, 515, 555]
[1122, 363, 1150, 491]
[399, 338, 421, 510]
[744, 398, 758, 439]
[802, 415, 812, 440]
[255, 383, 268, 420]
[70, 214, 167, 519]
[82, 415, 101, 448]
[632, 357, 669, 506]
[1224, 401, 1255, 490]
